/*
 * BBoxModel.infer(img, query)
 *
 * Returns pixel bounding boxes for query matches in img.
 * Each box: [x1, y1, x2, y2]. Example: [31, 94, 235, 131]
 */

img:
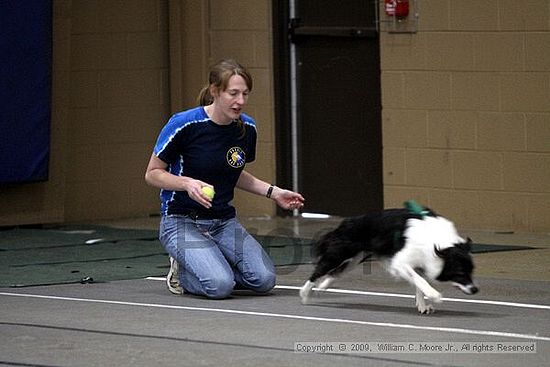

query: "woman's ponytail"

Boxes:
[197, 85, 213, 106]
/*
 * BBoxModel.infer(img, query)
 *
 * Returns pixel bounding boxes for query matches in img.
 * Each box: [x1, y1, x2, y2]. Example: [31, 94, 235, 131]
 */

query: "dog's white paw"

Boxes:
[417, 303, 435, 314]
[299, 281, 314, 304]
[299, 288, 310, 304]
[299, 288, 309, 303]
[415, 295, 435, 314]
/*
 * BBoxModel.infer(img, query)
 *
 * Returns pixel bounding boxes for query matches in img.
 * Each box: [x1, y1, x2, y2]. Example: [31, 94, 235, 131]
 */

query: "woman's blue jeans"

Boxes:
[159, 215, 276, 299]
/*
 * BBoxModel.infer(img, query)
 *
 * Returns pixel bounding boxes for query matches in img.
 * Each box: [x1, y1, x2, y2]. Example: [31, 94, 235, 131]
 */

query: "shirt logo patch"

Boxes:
[226, 147, 246, 168]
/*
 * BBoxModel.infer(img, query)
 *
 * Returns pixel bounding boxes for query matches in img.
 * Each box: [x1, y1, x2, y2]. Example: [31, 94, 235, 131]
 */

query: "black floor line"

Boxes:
[0, 322, 458, 367]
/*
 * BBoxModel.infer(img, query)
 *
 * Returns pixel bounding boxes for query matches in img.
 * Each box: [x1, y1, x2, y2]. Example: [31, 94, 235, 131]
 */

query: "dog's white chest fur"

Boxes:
[388, 216, 464, 280]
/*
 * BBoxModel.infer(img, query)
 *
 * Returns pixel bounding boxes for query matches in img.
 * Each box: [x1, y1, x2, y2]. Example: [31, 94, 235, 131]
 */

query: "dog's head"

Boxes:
[435, 238, 479, 295]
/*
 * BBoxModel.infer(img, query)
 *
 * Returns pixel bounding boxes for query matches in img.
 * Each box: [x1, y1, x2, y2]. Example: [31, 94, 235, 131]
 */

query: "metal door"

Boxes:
[273, 0, 383, 216]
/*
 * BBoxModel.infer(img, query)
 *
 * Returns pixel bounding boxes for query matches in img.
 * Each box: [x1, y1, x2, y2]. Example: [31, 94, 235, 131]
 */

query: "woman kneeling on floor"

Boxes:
[145, 59, 305, 299]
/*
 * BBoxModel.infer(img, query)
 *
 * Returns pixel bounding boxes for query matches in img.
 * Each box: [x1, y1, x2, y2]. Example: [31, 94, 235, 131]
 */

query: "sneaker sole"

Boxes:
[167, 257, 183, 295]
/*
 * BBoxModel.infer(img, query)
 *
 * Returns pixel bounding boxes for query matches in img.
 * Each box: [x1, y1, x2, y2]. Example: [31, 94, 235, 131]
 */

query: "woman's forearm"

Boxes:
[236, 170, 272, 197]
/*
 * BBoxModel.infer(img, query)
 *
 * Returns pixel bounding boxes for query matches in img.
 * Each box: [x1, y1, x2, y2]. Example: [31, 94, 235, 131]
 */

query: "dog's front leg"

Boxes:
[393, 265, 442, 309]
[404, 266, 441, 302]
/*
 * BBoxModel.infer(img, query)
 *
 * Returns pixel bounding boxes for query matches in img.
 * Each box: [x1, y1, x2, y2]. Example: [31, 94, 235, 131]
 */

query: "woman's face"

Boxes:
[211, 75, 250, 124]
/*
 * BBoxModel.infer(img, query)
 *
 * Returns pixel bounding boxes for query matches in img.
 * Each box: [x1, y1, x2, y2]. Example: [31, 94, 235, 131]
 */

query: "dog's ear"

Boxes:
[457, 238, 473, 253]
[467, 237, 473, 243]
[466, 237, 473, 251]
[434, 245, 446, 259]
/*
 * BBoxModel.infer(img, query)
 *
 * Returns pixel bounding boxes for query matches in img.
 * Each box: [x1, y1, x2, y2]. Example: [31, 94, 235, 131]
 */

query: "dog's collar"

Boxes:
[404, 200, 429, 217]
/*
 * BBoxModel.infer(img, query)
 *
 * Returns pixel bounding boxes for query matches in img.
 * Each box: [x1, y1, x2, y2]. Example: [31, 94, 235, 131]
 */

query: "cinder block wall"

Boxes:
[64, 0, 170, 221]
[206, 0, 277, 217]
[380, 0, 550, 232]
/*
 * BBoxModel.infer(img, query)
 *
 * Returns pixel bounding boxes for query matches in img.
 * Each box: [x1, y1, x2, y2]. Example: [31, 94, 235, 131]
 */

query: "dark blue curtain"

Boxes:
[0, 1, 52, 183]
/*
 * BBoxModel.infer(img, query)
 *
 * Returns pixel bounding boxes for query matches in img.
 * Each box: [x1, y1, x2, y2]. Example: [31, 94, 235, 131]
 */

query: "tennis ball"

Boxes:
[201, 186, 215, 200]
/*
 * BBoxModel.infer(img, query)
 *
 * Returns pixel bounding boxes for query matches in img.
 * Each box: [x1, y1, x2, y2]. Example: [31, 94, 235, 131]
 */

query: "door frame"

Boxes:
[273, 0, 294, 216]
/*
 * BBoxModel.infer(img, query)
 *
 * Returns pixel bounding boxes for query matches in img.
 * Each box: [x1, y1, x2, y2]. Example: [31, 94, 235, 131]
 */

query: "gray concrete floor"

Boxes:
[1, 215, 549, 366]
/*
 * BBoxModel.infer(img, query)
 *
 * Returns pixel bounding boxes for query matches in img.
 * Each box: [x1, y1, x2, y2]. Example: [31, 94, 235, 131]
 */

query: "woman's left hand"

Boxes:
[271, 187, 305, 211]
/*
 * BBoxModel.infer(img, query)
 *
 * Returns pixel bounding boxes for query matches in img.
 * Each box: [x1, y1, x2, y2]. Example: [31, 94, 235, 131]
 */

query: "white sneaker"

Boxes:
[166, 256, 183, 295]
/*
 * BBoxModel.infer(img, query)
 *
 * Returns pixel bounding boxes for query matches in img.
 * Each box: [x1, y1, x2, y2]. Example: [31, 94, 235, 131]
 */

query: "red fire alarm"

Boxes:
[385, 0, 409, 18]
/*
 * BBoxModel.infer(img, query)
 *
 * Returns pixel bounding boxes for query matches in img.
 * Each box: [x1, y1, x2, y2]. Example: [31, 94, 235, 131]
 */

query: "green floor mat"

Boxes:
[0, 225, 159, 250]
[0, 225, 535, 287]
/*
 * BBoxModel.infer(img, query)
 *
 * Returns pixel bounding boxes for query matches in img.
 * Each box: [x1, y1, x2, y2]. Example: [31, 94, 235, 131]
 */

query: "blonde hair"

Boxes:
[197, 59, 253, 137]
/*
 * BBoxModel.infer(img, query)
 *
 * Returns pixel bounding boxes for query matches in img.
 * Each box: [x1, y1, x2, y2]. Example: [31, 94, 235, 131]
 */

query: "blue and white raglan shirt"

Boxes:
[153, 106, 257, 219]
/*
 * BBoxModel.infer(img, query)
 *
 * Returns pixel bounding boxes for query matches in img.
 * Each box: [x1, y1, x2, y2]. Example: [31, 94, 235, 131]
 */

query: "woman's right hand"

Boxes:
[145, 154, 213, 209]
[184, 178, 214, 209]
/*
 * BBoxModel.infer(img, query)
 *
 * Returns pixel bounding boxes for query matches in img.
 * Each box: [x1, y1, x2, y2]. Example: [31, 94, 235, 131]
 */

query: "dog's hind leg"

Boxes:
[299, 280, 315, 304]
[320, 252, 366, 288]
[300, 269, 338, 304]
[299, 261, 347, 304]
[299, 274, 337, 304]
[318, 276, 335, 290]
[301, 251, 366, 304]
[316, 252, 367, 292]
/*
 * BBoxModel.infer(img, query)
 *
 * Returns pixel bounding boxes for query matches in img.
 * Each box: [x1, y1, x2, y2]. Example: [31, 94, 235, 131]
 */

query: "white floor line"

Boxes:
[146, 277, 550, 311]
[2, 291, 549, 342]
[276, 285, 550, 311]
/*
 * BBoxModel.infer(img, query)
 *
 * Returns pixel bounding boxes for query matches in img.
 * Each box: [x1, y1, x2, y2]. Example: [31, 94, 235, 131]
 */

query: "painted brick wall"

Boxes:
[381, 0, 550, 232]
[207, 0, 277, 217]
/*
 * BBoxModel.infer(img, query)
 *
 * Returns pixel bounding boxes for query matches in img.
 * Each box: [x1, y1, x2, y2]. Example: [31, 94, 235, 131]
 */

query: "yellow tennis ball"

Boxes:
[201, 186, 215, 200]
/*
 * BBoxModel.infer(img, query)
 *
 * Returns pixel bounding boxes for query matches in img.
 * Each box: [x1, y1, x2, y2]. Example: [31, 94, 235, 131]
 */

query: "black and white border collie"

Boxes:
[299, 203, 478, 314]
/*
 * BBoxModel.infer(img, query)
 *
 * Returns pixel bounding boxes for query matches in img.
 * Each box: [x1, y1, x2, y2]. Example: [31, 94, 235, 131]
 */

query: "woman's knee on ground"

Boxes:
[202, 275, 235, 299]
[244, 270, 276, 293]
